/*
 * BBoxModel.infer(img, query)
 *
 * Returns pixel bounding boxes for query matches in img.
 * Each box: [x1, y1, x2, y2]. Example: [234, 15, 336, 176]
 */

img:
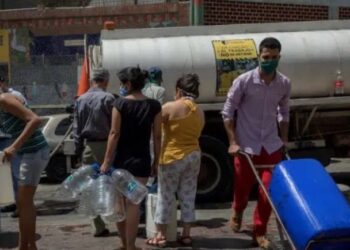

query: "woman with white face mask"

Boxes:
[100, 66, 162, 250]
[146, 73, 205, 248]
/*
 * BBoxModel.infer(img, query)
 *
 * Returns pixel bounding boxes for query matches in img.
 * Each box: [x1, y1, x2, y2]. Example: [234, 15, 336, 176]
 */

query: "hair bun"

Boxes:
[176, 73, 200, 99]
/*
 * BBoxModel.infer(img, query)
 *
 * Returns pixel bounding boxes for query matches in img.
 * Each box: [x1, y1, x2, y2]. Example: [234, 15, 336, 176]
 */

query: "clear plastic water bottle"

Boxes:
[91, 174, 115, 217]
[111, 169, 148, 204]
[77, 177, 96, 216]
[114, 191, 126, 222]
[104, 191, 126, 222]
[60, 163, 99, 198]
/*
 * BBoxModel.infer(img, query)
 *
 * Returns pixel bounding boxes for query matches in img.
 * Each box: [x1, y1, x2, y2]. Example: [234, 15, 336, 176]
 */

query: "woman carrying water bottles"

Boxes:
[0, 92, 49, 250]
[146, 73, 205, 247]
[100, 66, 162, 250]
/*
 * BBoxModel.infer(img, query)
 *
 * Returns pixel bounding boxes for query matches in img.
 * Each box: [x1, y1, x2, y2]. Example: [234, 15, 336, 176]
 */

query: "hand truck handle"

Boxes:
[237, 149, 296, 250]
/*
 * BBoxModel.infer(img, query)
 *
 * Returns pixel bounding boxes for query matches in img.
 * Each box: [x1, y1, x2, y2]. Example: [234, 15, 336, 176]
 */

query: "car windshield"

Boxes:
[40, 117, 50, 129]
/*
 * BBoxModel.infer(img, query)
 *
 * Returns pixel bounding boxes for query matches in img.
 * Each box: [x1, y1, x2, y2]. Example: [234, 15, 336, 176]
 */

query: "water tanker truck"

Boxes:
[82, 20, 350, 201]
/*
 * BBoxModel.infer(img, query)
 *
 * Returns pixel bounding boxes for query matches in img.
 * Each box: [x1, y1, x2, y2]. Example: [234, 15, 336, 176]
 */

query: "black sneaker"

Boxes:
[0, 204, 17, 213]
[93, 229, 110, 237]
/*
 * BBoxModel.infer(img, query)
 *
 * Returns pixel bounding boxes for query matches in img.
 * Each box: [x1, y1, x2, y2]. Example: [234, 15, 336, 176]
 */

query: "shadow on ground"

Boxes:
[36, 200, 77, 216]
[39, 176, 64, 185]
[193, 237, 253, 249]
[193, 218, 228, 229]
[331, 172, 350, 185]
[196, 202, 232, 210]
[0, 232, 41, 249]
[142, 237, 254, 249]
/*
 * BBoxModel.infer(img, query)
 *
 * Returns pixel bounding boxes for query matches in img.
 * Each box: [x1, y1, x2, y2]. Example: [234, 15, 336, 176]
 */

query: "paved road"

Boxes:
[0, 158, 349, 250]
[0, 200, 279, 250]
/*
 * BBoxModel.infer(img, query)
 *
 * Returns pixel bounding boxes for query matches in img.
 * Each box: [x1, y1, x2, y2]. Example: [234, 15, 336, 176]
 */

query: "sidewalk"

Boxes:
[0, 200, 284, 250]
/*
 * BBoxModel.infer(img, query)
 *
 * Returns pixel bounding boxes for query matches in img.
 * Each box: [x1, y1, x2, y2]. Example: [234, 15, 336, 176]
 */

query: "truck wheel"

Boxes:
[45, 154, 69, 182]
[196, 136, 233, 202]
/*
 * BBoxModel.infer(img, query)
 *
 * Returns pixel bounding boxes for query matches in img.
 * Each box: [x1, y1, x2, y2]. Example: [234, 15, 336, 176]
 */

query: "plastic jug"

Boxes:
[111, 169, 148, 204]
[91, 174, 116, 216]
[146, 193, 177, 242]
[60, 163, 99, 198]
[0, 151, 15, 206]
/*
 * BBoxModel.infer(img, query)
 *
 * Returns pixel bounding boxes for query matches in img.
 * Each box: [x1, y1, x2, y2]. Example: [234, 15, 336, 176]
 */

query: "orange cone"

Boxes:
[76, 56, 90, 97]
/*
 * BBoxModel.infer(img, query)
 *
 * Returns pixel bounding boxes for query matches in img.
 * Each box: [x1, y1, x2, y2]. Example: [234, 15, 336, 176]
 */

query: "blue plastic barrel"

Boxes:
[269, 159, 350, 250]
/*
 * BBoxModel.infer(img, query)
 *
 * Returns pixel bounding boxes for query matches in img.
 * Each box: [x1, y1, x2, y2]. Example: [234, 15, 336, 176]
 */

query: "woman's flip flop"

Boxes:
[146, 236, 167, 248]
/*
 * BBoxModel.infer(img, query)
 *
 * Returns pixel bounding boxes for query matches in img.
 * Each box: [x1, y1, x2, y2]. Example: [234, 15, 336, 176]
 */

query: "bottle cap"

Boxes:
[91, 162, 100, 172]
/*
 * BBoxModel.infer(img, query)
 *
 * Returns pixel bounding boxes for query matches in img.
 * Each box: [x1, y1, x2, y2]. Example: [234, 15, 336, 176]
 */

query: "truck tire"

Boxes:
[196, 135, 233, 202]
[45, 154, 69, 182]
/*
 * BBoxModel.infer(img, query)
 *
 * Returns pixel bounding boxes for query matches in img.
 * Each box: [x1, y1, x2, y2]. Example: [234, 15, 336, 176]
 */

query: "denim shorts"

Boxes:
[19, 146, 50, 186]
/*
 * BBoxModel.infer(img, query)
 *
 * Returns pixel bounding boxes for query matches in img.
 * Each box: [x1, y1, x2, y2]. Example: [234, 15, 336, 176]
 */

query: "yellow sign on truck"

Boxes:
[212, 39, 259, 96]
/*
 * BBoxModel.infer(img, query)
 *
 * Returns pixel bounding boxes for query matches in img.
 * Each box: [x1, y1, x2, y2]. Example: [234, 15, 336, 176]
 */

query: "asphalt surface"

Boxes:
[0, 158, 349, 250]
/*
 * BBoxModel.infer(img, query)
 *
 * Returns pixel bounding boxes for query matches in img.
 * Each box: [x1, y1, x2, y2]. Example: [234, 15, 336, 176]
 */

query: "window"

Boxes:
[55, 117, 72, 136]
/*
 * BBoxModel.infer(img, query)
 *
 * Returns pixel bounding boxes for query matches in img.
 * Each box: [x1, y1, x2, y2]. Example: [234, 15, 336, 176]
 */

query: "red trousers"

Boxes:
[232, 147, 282, 236]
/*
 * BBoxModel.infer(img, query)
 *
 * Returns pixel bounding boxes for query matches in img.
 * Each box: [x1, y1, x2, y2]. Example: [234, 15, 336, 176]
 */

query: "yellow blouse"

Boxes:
[160, 99, 203, 165]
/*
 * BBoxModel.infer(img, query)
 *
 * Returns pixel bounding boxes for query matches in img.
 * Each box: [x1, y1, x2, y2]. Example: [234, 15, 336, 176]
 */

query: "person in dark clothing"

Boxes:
[100, 66, 162, 250]
[73, 68, 116, 237]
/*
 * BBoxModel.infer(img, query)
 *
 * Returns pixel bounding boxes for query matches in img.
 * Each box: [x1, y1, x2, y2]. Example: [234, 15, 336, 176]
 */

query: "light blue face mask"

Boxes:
[119, 86, 128, 96]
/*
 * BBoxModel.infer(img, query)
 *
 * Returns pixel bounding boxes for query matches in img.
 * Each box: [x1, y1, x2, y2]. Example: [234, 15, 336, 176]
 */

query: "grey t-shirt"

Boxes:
[73, 87, 115, 154]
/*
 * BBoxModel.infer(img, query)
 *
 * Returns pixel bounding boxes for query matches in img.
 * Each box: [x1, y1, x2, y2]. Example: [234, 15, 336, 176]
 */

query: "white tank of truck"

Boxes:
[87, 20, 350, 202]
[100, 20, 350, 101]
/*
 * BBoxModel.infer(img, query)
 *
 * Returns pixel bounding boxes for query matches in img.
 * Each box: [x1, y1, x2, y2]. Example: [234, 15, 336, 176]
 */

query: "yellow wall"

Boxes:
[0, 29, 10, 63]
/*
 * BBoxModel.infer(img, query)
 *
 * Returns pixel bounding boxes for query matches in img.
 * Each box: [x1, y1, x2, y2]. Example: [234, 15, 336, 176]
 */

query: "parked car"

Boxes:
[40, 113, 77, 182]
[40, 112, 232, 201]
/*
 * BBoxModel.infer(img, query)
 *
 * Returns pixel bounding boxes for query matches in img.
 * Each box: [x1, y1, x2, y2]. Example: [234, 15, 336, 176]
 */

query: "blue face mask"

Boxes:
[119, 86, 128, 96]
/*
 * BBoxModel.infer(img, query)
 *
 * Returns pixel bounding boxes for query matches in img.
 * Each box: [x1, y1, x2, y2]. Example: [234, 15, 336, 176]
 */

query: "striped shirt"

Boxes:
[0, 88, 27, 138]
[0, 107, 48, 154]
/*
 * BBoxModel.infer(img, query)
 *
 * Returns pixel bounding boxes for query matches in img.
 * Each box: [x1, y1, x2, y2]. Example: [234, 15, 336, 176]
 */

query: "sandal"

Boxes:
[177, 235, 193, 246]
[146, 236, 167, 248]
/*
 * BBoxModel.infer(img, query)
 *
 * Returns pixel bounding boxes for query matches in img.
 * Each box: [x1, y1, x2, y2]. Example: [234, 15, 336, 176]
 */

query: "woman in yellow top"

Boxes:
[146, 74, 205, 247]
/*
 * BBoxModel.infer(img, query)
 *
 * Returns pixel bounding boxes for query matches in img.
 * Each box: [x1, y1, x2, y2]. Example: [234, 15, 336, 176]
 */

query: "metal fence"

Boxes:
[9, 54, 83, 115]
[0, 0, 183, 10]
